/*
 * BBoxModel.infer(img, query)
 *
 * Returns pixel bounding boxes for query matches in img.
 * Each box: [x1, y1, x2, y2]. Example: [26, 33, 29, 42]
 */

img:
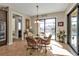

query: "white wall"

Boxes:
[12, 18, 15, 33]
[8, 7, 13, 45]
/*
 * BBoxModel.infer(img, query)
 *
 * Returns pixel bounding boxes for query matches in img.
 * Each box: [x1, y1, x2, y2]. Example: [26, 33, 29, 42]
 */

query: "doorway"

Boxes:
[12, 14, 22, 41]
[18, 19, 22, 38]
[39, 18, 56, 40]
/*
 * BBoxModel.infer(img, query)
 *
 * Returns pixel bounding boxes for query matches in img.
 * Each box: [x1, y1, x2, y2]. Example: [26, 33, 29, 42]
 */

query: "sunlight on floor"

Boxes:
[50, 40, 63, 48]
[50, 40, 73, 56]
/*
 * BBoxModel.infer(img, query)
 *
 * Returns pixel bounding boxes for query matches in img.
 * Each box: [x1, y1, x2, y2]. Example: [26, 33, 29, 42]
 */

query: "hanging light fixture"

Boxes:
[34, 5, 40, 23]
[34, 5, 40, 36]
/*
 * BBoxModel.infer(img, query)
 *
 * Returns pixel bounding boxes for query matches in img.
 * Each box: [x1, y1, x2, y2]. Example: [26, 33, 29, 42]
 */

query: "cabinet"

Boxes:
[0, 10, 7, 45]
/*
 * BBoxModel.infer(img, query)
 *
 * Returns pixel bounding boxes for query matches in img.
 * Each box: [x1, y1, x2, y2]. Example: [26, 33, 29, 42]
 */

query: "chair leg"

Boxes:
[45, 49, 47, 54]
[45, 45, 47, 54]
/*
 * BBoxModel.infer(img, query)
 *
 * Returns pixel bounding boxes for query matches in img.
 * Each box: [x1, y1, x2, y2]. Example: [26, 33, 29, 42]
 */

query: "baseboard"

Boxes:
[8, 42, 13, 45]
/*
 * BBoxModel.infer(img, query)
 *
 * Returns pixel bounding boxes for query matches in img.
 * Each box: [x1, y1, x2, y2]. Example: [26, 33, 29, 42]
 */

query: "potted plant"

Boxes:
[57, 30, 66, 43]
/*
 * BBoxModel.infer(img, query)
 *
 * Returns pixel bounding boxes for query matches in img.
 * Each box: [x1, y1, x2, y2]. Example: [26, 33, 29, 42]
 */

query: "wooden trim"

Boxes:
[5, 11, 7, 45]
[55, 18, 56, 41]
[77, 5, 79, 55]
[44, 19, 45, 37]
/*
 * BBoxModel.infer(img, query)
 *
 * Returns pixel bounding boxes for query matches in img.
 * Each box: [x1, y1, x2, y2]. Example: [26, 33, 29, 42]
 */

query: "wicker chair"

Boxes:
[38, 35, 52, 53]
[26, 37, 39, 55]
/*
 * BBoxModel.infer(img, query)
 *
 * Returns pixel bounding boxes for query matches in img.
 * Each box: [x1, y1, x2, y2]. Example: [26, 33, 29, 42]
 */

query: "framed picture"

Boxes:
[26, 19, 30, 29]
[58, 22, 64, 26]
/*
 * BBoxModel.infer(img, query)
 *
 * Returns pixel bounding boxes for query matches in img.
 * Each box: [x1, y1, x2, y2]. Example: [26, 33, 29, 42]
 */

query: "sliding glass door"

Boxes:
[67, 5, 79, 54]
[45, 19, 56, 39]
[39, 18, 56, 40]
[70, 9, 78, 52]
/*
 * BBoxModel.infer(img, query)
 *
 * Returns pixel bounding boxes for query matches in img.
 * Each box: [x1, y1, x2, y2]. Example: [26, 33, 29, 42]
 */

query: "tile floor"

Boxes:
[0, 39, 77, 56]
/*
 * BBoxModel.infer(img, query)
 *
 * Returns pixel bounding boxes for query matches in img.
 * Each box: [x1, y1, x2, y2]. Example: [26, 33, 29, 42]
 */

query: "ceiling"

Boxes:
[0, 3, 70, 16]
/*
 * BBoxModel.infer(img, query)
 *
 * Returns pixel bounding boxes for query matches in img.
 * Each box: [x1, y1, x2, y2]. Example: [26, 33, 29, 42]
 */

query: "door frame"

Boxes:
[12, 13, 23, 40]
[67, 3, 79, 55]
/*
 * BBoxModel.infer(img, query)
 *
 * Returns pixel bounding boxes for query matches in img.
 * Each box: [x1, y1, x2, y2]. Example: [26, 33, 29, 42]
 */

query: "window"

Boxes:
[18, 21, 21, 30]
[39, 18, 56, 40]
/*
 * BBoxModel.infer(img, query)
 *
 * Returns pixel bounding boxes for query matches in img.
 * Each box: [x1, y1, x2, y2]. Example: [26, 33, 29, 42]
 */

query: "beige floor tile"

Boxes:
[0, 39, 76, 56]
